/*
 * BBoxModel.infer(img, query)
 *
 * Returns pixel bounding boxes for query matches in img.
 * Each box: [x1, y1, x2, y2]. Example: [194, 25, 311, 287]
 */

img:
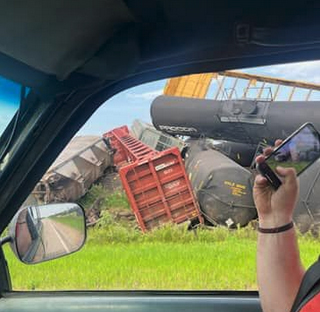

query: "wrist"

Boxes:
[258, 215, 293, 228]
[258, 221, 294, 233]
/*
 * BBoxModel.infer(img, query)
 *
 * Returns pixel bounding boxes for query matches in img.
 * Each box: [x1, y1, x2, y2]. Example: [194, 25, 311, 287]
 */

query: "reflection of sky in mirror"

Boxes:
[0, 76, 21, 135]
[39, 203, 80, 218]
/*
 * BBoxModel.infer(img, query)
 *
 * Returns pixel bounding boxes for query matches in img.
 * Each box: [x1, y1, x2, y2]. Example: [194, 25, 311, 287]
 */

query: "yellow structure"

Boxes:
[164, 71, 320, 101]
[163, 73, 213, 98]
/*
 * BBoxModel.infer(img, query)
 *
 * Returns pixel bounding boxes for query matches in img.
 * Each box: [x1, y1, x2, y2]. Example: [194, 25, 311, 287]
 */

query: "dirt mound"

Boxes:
[84, 169, 137, 227]
[85, 195, 103, 226]
[98, 167, 123, 192]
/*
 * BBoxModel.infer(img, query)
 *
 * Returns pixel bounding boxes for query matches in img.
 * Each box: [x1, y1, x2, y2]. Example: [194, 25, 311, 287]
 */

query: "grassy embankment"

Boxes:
[4, 185, 320, 291]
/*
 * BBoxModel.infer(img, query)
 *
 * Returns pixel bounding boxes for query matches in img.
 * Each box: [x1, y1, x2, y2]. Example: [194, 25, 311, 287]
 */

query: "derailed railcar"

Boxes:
[24, 136, 113, 205]
[151, 95, 320, 145]
[131, 119, 186, 152]
[184, 140, 257, 227]
[198, 139, 258, 168]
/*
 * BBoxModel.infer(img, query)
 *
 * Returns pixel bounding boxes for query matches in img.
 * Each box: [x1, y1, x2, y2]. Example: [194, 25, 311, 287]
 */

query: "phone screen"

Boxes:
[266, 124, 320, 176]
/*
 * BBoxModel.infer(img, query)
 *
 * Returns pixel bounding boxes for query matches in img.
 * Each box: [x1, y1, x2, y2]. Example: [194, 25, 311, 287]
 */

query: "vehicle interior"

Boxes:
[1, 1, 320, 311]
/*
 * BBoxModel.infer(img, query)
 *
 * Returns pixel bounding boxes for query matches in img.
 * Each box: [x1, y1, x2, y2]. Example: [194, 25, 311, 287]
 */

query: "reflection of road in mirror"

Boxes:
[40, 218, 84, 261]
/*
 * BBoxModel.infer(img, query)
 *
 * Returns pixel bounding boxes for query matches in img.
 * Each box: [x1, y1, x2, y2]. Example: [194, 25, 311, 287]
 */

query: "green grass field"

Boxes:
[4, 224, 320, 291]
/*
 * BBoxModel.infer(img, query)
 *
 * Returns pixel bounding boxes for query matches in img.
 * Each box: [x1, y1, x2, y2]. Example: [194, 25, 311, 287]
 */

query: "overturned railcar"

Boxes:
[131, 119, 185, 152]
[24, 136, 113, 205]
[200, 139, 258, 167]
[184, 140, 257, 227]
[151, 95, 320, 145]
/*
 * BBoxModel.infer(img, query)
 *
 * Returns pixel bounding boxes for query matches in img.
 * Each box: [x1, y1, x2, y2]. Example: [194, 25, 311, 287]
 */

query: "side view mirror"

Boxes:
[7, 203, 86, 264]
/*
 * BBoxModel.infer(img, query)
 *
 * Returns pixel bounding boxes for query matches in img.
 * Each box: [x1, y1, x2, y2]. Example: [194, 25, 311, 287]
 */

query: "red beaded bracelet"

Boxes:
[258, 221, 294, 233]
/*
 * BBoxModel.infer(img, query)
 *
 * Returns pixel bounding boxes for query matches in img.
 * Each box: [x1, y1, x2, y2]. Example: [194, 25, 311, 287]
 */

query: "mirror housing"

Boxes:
[8, 203, 86, 264]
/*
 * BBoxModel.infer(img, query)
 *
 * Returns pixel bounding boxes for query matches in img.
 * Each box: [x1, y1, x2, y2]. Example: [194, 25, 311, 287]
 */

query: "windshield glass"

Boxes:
[0, 76, 21, 137]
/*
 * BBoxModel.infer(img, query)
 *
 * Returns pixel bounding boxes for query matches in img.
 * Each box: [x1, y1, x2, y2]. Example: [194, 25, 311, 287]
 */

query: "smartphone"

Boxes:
[256, 122, 320, 190]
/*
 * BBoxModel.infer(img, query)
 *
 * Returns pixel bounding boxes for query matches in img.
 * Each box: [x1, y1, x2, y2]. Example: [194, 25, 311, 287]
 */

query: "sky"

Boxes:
[0, 77, 22, 135]
[0, 103, 16, 134]
[78, 79, 167, 135]
[77, 60, 320, 136]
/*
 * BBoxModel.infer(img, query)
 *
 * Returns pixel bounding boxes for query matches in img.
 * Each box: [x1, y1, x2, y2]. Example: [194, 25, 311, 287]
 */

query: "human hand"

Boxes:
[253, 140, 299, 227]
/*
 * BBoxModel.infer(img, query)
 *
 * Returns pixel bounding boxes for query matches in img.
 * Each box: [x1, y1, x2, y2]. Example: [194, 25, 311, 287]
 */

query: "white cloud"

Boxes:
[255, 60, 320, 83]
[126, 89, 163, 101]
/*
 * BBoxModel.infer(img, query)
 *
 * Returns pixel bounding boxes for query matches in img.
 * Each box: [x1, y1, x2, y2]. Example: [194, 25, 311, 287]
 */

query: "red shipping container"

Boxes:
[104, 126, 130, 166]
[104, 126, 156, 166]
[119, 147, 202, 232]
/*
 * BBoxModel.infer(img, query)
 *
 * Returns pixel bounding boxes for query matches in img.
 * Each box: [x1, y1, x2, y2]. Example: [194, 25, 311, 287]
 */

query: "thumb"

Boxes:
[254, 174, 268, 187]
[275, 166, 297, 184]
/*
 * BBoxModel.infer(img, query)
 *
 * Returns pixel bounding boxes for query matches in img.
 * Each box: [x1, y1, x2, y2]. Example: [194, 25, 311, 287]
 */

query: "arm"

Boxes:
[257, 216, 305, 312]
[254, 153, 305, 312]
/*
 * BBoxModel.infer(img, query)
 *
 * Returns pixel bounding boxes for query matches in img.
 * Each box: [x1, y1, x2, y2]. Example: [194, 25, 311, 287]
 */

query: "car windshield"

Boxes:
[0, 76, 21, 137]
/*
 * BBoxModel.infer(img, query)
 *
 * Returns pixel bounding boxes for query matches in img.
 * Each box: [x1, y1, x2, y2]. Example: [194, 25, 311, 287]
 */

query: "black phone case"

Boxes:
[256, 161, 282, 190]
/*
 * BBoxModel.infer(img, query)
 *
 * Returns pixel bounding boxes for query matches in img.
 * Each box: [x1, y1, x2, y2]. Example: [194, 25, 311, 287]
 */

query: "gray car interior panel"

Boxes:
[0, 0, 133, 79]
[1, 292, 262, 312]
